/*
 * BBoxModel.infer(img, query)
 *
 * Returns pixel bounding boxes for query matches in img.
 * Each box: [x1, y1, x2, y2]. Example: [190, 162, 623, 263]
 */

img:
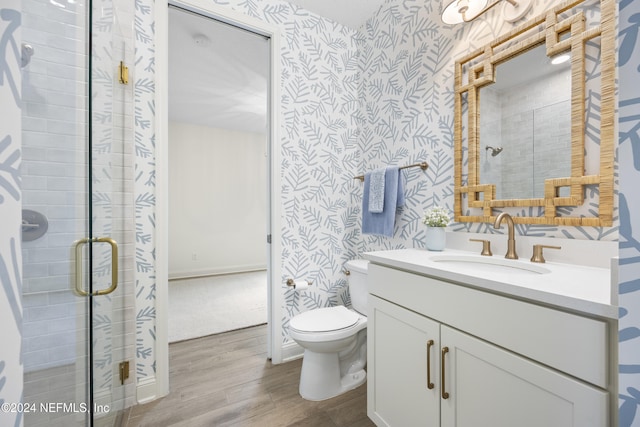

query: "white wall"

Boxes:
[168, 122, 267, 278]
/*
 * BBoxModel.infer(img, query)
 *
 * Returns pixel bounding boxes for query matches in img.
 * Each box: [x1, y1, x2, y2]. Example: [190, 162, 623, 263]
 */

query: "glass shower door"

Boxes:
[20, 0, 134, 425]
[88, 0, 135, 424]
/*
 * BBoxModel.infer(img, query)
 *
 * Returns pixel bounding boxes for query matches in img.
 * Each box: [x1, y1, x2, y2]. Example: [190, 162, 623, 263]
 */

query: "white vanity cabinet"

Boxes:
[367, 263, 611, 427]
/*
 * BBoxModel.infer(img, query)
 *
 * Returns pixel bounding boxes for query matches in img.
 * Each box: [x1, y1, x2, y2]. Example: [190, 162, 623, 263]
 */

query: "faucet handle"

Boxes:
[530, 244, 561, 263]
[469, 239, 492, 256]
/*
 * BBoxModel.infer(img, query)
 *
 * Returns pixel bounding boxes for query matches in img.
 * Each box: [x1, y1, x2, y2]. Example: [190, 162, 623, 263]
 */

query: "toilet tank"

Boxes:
[345, 259, 369, 315]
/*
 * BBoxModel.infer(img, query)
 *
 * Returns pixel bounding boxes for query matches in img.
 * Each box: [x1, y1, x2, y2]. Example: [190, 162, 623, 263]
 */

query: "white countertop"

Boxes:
[364, 248, 617, 319]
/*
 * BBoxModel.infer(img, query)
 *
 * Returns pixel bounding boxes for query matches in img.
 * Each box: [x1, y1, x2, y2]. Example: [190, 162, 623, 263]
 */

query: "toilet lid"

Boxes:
[290, 306, 359, 332]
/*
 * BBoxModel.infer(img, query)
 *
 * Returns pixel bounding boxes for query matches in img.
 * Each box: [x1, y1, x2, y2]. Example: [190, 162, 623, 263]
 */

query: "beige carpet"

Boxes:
[168, 271, 268, 342]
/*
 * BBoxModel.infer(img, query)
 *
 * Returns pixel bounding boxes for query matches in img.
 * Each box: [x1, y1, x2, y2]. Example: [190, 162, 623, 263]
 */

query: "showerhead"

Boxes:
[21, 43, 34, 68]
[485, 146, 503, 157]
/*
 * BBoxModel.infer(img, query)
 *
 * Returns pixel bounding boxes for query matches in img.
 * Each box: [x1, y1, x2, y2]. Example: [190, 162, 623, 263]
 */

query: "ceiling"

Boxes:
[493, 44, 571, 92]
[168, 1, 386, 134]
[285, 0, 386, 29]
[168, 7, 270, 133]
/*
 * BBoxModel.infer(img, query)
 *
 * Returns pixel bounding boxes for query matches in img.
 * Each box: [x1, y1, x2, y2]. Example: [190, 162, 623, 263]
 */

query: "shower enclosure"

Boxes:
[20, 0, 135, 425]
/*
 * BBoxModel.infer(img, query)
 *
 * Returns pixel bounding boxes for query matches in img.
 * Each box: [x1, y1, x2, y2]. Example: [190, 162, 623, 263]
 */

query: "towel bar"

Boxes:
[353, 161, 428, 182]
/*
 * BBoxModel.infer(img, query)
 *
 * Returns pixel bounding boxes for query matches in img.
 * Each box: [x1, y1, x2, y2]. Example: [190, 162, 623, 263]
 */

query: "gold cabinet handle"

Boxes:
[427, 340, 435, 390]
[73, 237, 118, 296]
[441, 346, 450, 399]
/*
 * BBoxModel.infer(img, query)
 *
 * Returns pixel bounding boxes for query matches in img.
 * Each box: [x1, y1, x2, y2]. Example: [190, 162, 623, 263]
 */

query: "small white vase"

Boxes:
[425, 226, 446, 251]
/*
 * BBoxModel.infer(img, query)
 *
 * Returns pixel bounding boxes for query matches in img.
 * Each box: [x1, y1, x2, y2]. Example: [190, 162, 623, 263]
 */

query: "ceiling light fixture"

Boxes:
[441, 0, 532, 25]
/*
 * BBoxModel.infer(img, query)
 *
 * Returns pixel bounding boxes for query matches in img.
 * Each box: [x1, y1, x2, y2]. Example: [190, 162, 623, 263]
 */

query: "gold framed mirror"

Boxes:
[453, 0, 615, 226]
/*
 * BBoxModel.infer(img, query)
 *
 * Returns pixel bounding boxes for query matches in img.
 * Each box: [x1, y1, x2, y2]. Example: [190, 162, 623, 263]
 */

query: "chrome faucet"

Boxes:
[493, 212, 518, 259]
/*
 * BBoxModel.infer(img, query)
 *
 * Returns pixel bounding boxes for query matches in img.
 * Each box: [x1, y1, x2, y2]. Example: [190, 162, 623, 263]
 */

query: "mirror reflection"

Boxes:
[454, 0, 615, 225]
[479, 44, 571, 200]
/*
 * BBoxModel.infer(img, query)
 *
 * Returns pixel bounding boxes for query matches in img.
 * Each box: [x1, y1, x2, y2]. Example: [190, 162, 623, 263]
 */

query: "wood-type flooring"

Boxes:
[122, 324, 374, 427]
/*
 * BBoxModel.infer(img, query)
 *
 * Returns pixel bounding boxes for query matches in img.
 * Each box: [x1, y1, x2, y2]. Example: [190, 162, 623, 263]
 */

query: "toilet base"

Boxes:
[298, 350, 367, 401]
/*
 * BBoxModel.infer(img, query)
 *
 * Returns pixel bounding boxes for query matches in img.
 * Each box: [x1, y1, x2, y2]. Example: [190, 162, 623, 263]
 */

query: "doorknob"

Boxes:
[74, 237, 119, 296]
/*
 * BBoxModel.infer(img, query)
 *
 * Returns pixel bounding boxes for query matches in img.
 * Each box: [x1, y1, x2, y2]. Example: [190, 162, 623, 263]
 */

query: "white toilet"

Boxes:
[289, 259, 369, 401]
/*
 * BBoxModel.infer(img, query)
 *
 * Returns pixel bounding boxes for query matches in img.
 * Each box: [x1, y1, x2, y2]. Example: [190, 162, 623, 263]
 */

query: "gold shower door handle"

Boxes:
[426, 340, 435, 389]
[74, 237, 119, 296]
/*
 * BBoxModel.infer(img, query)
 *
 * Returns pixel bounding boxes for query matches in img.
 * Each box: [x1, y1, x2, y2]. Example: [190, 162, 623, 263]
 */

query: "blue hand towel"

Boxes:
[362, 166, 404, 237]
[397, 171, 406, 208]
[368, 168, 386, 213]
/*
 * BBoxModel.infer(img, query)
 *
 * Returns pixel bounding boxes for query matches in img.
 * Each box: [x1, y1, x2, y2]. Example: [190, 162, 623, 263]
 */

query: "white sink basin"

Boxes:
[428, 254, 551, 275]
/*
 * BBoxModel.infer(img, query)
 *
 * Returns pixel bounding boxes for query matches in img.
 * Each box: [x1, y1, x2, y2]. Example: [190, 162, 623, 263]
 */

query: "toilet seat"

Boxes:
[290, 306, 359, 332]
[289, 306, 367, 344]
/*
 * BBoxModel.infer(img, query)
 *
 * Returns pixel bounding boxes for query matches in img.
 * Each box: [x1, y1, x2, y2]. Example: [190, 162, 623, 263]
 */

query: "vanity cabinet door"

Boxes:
[368, 296, 440, 427]
[439, 326, 608, 427]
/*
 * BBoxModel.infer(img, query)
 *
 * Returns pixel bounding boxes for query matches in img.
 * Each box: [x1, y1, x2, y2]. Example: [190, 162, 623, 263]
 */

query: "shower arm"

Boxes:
[485, 146, 503, 157]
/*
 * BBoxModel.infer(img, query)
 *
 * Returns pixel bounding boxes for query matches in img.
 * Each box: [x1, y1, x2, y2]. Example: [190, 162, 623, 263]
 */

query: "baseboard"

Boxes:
[281, 341, 304, 363]
[136, 377, 158, 404]
[169, 265, 267, 280]
[93, 387, 115, 413]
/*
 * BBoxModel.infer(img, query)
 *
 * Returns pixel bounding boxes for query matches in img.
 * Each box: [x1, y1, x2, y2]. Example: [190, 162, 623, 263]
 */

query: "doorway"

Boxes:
[165, 5, 274, 344]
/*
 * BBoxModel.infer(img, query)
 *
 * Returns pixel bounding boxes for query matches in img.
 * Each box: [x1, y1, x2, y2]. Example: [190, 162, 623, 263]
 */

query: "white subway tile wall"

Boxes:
[480, 63, 572, 199]
[21, 0, 89, 373]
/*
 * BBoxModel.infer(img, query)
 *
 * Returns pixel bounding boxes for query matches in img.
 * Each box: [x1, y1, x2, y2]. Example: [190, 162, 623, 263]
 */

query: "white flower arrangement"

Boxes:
[422, 206, 451, 227]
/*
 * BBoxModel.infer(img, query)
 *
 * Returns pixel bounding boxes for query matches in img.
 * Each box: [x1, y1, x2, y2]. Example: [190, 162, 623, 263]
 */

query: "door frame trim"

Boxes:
[154, 0, 283, 399]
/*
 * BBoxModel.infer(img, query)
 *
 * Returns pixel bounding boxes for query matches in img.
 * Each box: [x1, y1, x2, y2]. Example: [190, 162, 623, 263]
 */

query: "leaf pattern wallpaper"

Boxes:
[207, 0, 364, 342]
[359, 1, 457, 252]
[90, 0, 138, 407]
[134, 0, 158, 384]
[1, 0, 639, 425]
[618, 0, 640, 424]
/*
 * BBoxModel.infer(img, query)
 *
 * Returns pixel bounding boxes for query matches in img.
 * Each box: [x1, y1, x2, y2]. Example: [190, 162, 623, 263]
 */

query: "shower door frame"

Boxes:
[153, 0, 283, 398]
